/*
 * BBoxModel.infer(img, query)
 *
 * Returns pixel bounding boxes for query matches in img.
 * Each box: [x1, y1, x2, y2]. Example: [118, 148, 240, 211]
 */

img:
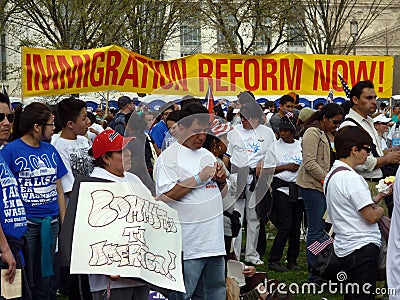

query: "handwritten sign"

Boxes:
[70, 181, 184, 293]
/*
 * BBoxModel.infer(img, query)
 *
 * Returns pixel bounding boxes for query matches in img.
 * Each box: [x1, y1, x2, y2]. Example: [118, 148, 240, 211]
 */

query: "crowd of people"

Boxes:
[1, 81, 400, 300]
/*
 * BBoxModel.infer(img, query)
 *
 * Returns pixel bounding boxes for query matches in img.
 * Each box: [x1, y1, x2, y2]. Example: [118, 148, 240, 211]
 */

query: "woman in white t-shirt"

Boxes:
[325, 126, 386, 299]
[87, 129, 151, 300]
[268, 116, 303, 273]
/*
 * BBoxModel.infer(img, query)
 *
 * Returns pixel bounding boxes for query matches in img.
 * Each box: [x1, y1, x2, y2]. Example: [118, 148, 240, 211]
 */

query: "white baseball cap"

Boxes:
[372, 114, 392, 124]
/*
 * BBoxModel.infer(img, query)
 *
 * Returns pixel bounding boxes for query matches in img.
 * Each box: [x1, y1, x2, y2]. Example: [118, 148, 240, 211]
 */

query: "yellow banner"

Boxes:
[22, 45, 394, 98]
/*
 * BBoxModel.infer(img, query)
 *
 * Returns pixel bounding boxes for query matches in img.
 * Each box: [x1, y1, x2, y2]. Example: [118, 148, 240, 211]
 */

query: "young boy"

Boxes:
[51, 97, 92, 199]
[51, 96, 92, 300]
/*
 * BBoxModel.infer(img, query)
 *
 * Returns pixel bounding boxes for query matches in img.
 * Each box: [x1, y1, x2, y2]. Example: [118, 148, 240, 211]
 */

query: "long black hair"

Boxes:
[304, 103, 343, 128]
[11, 102, 52, 141]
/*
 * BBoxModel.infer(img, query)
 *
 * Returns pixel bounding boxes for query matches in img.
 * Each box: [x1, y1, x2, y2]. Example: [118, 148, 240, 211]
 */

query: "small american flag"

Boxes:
[327, 88, 334, 103]
[205, 85, 215, 114]
[284, 110, 294, 118]
[283, 110, 296, 128]
[338, 72, 351, 99]
[307, 237, 334, 256]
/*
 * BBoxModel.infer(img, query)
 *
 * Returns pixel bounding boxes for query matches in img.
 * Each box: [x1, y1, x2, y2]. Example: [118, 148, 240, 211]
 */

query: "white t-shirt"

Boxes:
[387, 167, 400, 296]
[387, 124, 396, 141]
[51, 134, 93, 193]
[324, 160, 381, 257]
[87, 123, 104, 144]
[273, 139, 302, 195]
[88, 167, 151, 292]
[226, 124, 276, 169]
[155, 142, 225, 260]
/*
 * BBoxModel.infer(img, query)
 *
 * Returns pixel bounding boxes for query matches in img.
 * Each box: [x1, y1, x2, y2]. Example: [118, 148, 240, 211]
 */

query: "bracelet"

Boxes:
[193, 173, 203, 186]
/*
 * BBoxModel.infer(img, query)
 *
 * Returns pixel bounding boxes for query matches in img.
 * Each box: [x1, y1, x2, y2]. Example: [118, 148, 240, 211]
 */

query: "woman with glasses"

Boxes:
[1, 102, 67, 300]
[88, 129, 151, 300]
[325, 126, 386, 299]
[0, 93, 14, 148]
[296, 103, 343, 284]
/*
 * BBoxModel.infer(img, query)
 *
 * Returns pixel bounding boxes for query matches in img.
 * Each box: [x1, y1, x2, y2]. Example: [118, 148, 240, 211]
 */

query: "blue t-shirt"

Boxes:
[0, 154, 27, 239]
[150, 120, 168, 148]
[2, 139, 68, 219]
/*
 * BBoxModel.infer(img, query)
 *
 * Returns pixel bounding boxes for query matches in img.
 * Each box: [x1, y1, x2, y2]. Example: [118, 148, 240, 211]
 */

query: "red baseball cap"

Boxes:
[91, 129, 135, 159]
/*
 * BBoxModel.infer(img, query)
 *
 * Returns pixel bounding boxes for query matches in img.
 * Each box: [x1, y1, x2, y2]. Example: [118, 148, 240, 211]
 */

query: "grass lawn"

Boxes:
[57, 224, 386, 300]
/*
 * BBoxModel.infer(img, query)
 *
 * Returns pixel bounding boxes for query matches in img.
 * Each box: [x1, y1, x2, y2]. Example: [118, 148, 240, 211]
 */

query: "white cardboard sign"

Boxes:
[70, 181, 184, 292]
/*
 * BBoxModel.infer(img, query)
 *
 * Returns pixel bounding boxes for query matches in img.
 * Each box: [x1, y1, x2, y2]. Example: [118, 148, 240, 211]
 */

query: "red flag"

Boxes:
[205, 85, 215, 114]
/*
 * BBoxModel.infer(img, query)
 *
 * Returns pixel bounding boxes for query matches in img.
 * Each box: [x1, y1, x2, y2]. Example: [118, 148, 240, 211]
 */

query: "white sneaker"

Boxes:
[245, 258, 264, 265]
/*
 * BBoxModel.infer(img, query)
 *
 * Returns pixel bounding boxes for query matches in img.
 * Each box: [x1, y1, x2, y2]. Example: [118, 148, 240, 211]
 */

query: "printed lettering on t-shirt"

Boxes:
[69, 147, 93, 177]
[0, 161, 27, 230]
[205, 182, 218, 189]
[237, 138, 261, 154]
[14, 154, 58, 206]
[282, 152, 302, 165]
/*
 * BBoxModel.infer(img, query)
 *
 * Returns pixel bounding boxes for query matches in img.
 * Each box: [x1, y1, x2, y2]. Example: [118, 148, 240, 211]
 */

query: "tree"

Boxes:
[122, 0, 190, 59]
[9, 0, 130, 49]
[295, 0, 390, 54]
[0, 0, 18, 34]
[200, 0, 301, 54]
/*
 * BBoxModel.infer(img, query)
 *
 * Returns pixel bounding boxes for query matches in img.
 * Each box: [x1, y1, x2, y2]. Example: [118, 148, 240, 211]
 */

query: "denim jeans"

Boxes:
[26, 220, 59, 300]
[268, 191, 303, 264]
[299, 187, 328, 283]
[168, 256, 226, 300]
[92, 286, 150, 300]
[340, 243, 379, 300]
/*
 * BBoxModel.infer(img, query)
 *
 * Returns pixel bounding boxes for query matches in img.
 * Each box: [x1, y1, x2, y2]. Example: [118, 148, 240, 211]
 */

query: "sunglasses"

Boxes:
[0, 113, 14, 123]
[358, 145, 372, 153]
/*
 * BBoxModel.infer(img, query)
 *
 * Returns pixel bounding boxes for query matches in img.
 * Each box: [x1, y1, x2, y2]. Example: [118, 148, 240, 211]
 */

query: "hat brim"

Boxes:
[92, 136, 135, 159]
[278, 124, 296, 131]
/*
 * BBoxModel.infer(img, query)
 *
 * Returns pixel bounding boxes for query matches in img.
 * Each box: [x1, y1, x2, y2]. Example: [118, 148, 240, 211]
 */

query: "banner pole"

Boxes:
[105, 91, 110, 116]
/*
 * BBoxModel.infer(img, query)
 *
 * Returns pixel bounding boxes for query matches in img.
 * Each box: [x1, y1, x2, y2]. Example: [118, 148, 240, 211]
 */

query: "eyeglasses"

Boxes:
[43, 123, 55, 127]
[0, 113, 14, 123]
[358, 146, 372, 153]
[331, 119, 342, 125]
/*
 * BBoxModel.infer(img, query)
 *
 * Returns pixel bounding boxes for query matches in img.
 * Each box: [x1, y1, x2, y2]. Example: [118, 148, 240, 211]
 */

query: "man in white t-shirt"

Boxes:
[52, 97, 93, 198]
[155, 104, 227, 299]
[223, 102, 276, 266]
[51, 96, 93, 300]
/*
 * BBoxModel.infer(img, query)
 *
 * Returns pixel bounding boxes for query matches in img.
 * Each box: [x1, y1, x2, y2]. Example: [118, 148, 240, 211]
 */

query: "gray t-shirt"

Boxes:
[269, 113, 281, 133]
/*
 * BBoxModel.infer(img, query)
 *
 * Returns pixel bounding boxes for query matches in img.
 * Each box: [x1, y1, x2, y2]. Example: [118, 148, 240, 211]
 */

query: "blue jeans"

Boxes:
[299, 187, 328, 283]
[168, 256, 226, 300]
[26, 220, 59, 300]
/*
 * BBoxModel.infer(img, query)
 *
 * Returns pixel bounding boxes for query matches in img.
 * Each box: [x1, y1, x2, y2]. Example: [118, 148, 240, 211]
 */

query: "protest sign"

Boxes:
[70, 181, 184, 293]
[22, 46, 394, 97]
